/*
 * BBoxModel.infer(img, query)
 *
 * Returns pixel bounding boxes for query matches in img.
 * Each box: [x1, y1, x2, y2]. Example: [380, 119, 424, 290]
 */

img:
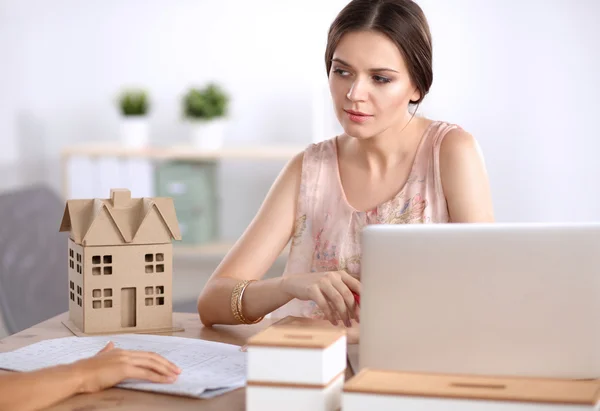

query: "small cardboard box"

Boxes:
[246, 317, 347, 411]
[343, 369, 600, 411]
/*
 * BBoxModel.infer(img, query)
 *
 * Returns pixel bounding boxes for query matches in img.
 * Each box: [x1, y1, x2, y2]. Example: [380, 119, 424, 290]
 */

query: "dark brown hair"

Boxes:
[325, 0, 433, 104]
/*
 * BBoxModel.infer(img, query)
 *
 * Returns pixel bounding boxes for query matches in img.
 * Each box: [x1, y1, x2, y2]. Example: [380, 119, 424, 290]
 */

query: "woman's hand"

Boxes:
[0, 342, 181, 411]
[280, 271, 361, 327]
[70, 342, 182, 394]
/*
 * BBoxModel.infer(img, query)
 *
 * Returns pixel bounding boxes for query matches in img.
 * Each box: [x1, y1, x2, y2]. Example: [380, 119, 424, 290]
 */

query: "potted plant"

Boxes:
[118, 88, 150, 148]
[183, 83, 229, 150]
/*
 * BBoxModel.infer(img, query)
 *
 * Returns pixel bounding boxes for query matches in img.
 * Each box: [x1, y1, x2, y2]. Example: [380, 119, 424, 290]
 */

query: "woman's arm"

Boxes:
[0, 342, 180, 411]
[0, 363, 84, 411]
[440, 128, 495, 223]
[197, 152, 304, 326]
[197, 152, 361, 327]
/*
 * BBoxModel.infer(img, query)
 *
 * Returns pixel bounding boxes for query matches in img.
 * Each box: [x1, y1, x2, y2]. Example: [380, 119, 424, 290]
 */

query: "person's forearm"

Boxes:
[198, 276, 293, 326]
[0, 364, 84, 411]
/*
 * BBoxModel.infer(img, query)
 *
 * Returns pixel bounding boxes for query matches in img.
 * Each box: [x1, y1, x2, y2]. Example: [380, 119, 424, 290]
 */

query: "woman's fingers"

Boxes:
[127, 352, 181, 377]
[308, 285, 336, 325]
[340, 272, 361, 295]
[331, 275, 357, 320]
[148, 353, 181, 375]
[329, 301, 346, 326]
[124, 365, 177, 384]
[320, 281, 351, 327]
[126, 357, 178, 381]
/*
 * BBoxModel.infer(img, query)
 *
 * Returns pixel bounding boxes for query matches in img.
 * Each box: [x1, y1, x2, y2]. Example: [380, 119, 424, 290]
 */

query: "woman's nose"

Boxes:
[346, 79, 368, 102]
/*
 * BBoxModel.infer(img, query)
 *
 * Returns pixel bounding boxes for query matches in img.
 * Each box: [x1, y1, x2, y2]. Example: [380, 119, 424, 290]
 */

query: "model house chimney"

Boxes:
[110, 188, 132, 208]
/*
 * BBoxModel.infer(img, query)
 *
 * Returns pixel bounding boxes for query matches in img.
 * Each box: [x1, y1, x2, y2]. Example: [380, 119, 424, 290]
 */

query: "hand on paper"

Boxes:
[71, 341, 182, 393]
[280, 270, 361, 327]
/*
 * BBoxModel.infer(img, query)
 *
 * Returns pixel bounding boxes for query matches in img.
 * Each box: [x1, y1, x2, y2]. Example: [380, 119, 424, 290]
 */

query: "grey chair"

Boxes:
[0, 184, 68, 334]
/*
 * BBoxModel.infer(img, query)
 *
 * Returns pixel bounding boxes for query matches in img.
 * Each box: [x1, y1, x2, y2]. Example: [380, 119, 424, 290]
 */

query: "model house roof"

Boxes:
[59, 189, 182, 246]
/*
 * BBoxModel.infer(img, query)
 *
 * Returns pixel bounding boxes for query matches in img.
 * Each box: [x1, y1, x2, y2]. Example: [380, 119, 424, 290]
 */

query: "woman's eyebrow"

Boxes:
[331, 57, 399, 73]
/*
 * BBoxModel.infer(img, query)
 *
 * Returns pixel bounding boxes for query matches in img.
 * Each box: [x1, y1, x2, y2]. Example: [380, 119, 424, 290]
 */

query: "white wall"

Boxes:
[417, 0, 600, 222]
[1, 0, 599, 230]
[0, 0, 345, 239]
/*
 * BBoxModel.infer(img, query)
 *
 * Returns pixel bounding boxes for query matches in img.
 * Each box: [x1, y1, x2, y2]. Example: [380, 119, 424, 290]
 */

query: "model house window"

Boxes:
[92, 288, 113, 309]
[145, 285, 165, 306]
[92, 255, 113, 275]
[76, 285, 82, 307]
[144, 253, 164, 274]
[69, 281, 75, 302]
[69, 248, 75, 270]
[155, 285, 164, 305]
[76, 252, 82, 274]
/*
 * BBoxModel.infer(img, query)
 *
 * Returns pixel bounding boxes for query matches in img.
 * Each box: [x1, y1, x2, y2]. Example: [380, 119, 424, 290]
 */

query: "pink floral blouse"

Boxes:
[270, 121, 459, 320]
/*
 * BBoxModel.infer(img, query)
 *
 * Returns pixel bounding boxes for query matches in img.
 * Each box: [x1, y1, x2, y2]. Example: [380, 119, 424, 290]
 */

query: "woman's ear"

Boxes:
[410, 87, 421, 104]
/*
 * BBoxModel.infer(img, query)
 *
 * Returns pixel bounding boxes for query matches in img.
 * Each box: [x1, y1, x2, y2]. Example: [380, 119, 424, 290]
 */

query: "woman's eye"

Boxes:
[373, 75, 391, 84]
[333, 68, 350, 76]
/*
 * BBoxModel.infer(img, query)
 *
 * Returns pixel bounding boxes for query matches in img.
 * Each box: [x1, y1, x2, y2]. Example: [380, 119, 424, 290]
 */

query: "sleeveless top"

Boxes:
[270, 120, 460, 320]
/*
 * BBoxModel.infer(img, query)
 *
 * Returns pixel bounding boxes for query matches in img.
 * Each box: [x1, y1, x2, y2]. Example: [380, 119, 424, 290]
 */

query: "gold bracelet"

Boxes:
[230, 281, 246, 324]
[230, 280, 264, 325]
[237, 280, 264, 324]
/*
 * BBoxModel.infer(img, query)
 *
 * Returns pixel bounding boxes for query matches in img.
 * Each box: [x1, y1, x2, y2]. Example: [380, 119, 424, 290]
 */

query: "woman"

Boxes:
[0, 341, 180, 411]
[197, 0, 494, 334]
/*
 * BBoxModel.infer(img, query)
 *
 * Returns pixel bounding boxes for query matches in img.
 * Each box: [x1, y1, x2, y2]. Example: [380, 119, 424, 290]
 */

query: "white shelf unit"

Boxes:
[60, 143, 303, 257]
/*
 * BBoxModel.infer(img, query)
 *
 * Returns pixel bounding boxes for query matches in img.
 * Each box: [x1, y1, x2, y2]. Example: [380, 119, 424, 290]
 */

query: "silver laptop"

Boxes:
[358, 223, 600, 379]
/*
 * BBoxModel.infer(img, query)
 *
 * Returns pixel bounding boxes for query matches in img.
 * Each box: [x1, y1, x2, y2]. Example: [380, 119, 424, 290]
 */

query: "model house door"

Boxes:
[121, 287, 136, 327]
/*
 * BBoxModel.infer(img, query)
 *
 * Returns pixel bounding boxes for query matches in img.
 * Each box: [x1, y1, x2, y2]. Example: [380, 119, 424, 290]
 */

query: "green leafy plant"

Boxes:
[118, 89, 149, 116]
[183, 83, 229, 120]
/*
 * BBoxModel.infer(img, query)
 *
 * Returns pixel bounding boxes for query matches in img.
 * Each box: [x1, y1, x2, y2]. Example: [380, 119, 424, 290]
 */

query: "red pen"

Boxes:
[352, 291, 360, 306]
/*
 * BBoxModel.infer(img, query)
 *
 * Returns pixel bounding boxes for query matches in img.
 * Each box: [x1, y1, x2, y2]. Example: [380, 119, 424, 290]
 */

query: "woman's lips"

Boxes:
[344, 109, 373, 124]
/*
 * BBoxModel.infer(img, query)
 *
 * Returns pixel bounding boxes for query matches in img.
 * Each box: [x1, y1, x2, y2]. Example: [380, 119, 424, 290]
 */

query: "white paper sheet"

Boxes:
[0, 334, 247, 399]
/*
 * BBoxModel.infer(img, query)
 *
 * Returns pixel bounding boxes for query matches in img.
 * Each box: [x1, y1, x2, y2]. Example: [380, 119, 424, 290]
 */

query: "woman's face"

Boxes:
[328, 30, 420, 139]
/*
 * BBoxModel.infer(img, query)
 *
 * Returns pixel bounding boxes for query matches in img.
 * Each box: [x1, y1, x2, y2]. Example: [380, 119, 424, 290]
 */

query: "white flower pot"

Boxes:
[120, 117, 149, 148]
[189, 118, 226, 150]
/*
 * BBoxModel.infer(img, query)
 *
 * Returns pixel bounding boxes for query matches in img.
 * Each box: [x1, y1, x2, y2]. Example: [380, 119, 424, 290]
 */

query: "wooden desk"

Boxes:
[0, 312, 354, 410]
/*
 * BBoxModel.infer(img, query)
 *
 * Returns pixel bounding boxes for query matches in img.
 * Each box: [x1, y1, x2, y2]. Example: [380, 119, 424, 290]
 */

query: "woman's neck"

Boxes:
[345, 114, 427, 176]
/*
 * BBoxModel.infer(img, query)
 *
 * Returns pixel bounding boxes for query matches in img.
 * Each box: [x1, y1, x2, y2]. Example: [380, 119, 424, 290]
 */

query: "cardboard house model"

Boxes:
[59, 188, 182, 335]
